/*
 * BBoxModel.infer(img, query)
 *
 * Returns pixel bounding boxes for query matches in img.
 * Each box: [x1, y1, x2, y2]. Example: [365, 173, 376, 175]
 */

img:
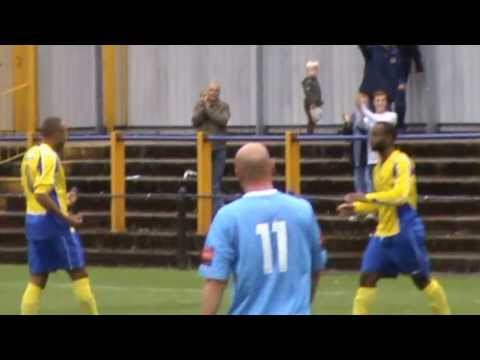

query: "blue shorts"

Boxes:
[361, 214, 431, 278]
[26, 214, 86, 274]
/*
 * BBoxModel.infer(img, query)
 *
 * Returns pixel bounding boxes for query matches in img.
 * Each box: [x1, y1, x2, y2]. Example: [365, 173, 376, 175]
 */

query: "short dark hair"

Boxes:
[40, 117, 63, 138]
[378, 121, 398, 141]
[373, 90, 388, 100]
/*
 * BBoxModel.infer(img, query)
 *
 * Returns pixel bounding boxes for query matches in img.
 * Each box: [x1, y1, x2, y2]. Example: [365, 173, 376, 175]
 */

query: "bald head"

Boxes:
[40, 116, 67, 152]
[208, 81, 221, 90]
[235, 143, 275, 188]
[41, 117, 64, 138]
[207, 81, 221, 103]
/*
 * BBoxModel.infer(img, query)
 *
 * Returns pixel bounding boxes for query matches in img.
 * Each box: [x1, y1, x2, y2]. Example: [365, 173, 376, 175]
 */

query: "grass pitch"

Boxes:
[1, 265, 479, 315]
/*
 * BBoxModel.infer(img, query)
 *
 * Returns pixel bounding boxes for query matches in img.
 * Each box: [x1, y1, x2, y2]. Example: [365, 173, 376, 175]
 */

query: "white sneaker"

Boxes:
[365, 214, 377, 222]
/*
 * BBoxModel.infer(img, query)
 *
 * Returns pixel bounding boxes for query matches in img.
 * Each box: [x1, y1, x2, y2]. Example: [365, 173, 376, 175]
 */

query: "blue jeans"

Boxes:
[212, 148, 226, 216]
[354, 166, 374, 194]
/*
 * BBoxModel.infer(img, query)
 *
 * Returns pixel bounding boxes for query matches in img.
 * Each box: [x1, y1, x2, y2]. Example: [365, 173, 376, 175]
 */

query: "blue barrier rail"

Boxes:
[2, 132, 480, 143]
[122, 135, 198, 142]
[211, 133, 480, 142]
[0, 136, 28, 142]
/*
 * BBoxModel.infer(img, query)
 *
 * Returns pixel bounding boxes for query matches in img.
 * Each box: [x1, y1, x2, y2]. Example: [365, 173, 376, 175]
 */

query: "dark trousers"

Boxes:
[212, 148, 226, 217]
[305, 104, 316, 134]
[394, 89, 407, 130]
[307, 120, 316, 135]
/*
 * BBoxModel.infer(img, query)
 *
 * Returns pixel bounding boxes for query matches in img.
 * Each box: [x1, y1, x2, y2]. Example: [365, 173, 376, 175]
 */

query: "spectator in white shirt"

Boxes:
[359, 90, 398, 221]
[360, 90, 398, 170]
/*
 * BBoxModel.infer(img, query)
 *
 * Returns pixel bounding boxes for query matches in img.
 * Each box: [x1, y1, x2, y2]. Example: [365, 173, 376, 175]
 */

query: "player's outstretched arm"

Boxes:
[202, 279, 228, 315]
[337, 202, 379, 216]
[353, 202, 380, 214]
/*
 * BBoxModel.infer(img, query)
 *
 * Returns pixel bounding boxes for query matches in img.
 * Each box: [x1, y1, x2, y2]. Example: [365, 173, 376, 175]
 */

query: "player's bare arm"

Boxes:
[337, 194, 368, 217]
[337, 203, 355, 217]
[337, 200, 379, 217]
[35, 193, 83, 228]
[311, 272, 321, 304]
[344, 193, 367, 204]
[67, 187, 79, 208]
[202, 279, 228, 315]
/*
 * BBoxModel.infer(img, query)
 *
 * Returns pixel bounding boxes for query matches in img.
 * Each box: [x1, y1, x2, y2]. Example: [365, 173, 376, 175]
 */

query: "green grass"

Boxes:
[1, 264, 479, 315]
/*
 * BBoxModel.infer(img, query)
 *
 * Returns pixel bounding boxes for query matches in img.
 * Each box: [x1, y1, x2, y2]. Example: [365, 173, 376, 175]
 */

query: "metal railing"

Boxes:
[2, 131, 480, 237]
[2, 132, 480, 144]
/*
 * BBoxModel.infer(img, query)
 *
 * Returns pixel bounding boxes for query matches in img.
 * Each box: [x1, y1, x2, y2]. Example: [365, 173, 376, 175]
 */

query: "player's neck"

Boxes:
[42, 139, 55, 149]
[42, 139, 59, 153]
[243, 181, 274, 194]
[379, 147, 395, 163]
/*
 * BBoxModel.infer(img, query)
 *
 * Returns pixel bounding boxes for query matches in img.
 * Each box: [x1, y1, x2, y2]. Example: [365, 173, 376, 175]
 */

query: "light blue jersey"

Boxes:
[199, 189, 325, 315]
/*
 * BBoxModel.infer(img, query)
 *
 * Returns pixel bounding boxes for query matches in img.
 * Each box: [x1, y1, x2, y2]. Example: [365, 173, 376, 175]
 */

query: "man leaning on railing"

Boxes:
[192, 81, 231, 216]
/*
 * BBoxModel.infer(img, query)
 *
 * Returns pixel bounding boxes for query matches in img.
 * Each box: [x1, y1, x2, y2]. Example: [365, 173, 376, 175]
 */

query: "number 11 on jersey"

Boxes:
[256, 221, 288, 274]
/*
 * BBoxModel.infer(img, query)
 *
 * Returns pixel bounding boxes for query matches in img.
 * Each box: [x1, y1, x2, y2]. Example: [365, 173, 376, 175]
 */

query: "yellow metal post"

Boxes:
[196, 132, 213, 235]
[111, 131, 126, 233]
[102, 45, 118, 132]
[26, 132, 35, 149]
[285, 131, 301, 194]
[12, 45, 38, 135]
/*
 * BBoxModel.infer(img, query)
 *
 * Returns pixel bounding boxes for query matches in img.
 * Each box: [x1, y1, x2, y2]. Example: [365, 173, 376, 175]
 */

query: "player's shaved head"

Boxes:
[371, 122, 397, 153]
[41, 117, 64, 138]
[40, 116, 67, 152]
[235, 143, 275, 190]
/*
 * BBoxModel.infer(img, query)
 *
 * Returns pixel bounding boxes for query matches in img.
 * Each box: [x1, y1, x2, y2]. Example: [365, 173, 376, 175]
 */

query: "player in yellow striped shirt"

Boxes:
[338, 121, 451, 315]
[20, 117, 98, 315]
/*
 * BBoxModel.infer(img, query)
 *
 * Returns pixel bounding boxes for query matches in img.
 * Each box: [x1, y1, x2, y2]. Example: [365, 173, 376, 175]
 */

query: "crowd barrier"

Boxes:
[1, 131, 480, 236]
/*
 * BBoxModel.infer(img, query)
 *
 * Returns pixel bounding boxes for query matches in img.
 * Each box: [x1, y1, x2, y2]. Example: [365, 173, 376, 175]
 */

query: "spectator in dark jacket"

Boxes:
[359, 45, 425, 131]
[192, 82, 231, 216]
[393, 45, 425, 131]
[358, 45, 398, 104]
[302, 61, 324, 134]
